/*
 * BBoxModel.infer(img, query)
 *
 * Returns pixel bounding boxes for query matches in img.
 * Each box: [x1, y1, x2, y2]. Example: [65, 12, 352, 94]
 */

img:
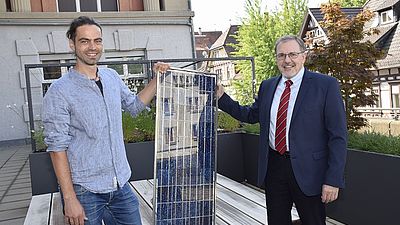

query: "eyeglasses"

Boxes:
[276, 51, 305, 60]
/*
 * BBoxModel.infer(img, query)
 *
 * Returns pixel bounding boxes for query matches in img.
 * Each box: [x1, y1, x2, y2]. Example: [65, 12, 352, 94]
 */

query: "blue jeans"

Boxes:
[61, 183, 142, 225]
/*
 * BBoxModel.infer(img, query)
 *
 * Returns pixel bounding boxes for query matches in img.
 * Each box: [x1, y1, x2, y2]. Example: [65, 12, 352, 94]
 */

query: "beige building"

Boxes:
[208, 25, 240, 97]
[0, 0, 196, 144]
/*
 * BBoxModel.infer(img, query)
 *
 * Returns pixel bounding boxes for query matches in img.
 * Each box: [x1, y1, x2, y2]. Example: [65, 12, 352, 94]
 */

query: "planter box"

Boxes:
[29, 141, 156, 195]
[30, 132, 399, 225]
[29, 133, 249, 195]
[327, 149, 400, 225]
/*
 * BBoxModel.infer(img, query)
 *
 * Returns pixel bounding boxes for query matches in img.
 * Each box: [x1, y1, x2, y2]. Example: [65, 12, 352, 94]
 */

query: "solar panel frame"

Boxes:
[153, 68, 218, 225]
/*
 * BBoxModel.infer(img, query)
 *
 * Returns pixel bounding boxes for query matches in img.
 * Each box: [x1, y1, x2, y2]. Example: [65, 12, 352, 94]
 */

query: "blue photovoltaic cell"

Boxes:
[154, 69, 217, 224]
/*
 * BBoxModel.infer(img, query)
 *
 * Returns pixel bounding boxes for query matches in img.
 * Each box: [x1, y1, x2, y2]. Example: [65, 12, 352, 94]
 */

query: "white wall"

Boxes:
[0, 12, 194, 143]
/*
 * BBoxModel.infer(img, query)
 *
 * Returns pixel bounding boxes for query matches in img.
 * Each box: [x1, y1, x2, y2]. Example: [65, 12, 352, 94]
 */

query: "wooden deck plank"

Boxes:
[217, 174, 265, 207]
[216, 198, 263, 225]
[216, 184, 266, 224]
[23, 193, 51, 225]
[49, 192, 67, 225]
[130, 180, 154, 207]
[129, 182, 154, 225]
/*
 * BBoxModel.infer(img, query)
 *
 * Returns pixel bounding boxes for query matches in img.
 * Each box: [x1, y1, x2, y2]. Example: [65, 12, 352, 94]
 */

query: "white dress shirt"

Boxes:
[269, 67, 305, 151]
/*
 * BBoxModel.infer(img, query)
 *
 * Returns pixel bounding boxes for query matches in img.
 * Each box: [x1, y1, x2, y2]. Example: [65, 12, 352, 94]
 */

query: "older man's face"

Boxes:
[276, 40, 306, 79]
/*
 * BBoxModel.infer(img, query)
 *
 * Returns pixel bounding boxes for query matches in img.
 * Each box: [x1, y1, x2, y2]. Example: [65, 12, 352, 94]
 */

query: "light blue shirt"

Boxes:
[269, 67, 304, 151]
[42, 68, 146, 193]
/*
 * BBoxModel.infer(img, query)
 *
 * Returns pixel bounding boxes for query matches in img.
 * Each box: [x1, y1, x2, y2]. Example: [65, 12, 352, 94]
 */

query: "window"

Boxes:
[106, 56, 146, 92]
[159, 0, 165, 11]
[186, 96, 200, 113]
[58, 0, 118, 12]
[41, 60, 73, 95]
[392, 85, 399, 108]
[192, 124, 198, 140]
[163, 98, 175, 116]
[381, 10, 394, 24]
[393, 94, 399, 108]
[164, 127, 176, 145]
[5, 0, 11, 11]
[101, 0, 117, 11]
[373, 86, 380, 107]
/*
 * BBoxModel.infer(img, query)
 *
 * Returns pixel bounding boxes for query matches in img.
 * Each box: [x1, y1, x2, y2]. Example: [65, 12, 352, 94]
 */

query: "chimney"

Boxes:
[198, 27, 202, 35]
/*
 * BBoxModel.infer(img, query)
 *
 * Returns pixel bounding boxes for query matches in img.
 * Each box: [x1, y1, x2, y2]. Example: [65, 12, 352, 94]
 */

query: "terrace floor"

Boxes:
[0, 144, 346, 225]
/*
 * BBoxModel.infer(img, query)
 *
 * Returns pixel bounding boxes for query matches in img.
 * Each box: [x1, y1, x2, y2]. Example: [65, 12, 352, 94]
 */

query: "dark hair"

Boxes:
[275, 35, 306, 53]
[66, 16, 102, 41]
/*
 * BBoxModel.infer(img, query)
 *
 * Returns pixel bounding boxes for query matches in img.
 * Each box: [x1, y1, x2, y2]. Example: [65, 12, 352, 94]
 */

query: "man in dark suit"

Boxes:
[217, 35, 347, 225]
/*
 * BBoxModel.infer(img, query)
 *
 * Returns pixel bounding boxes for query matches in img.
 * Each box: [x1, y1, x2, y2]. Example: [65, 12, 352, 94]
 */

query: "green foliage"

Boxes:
[232, 0, 307, 104]
[218, 111, 241, 132]
[239, 125, 400, 156]
[348, 131, 400, 156]
[333, 0, 367, 7]
[242, 123, 260, 134]
[305, 3, 383, 130]
[33, 126, 47, 152]
[122, 108, 155, 143]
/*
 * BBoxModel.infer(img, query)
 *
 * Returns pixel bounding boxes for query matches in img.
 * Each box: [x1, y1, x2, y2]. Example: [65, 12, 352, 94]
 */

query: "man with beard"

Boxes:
[216, 35, 347, 225]
[42, 16, 169, 225]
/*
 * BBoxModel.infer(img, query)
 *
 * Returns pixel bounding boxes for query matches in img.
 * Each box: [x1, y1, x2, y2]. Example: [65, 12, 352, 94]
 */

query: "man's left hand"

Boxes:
[321, 184, 339, 203]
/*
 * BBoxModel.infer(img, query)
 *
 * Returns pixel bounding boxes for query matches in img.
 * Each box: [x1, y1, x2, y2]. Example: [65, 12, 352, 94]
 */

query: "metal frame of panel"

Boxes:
[154, 68, 217, 224]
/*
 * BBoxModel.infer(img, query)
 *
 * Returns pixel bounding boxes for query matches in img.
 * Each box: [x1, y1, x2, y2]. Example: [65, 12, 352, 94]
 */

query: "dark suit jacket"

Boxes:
[218, 69, 347, 196]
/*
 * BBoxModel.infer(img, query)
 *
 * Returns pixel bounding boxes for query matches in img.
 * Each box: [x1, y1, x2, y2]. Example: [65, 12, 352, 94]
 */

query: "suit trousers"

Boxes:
[265, 148, 326, 225]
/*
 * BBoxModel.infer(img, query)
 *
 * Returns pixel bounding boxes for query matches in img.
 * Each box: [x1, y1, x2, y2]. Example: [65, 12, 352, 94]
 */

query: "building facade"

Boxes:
[300, 0, 400, 118]
[0, 0, 195, 144]
[207, 25, 240, 98]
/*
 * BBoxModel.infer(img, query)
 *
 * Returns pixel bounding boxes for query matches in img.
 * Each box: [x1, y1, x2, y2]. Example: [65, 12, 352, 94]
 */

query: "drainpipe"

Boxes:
[188, 0, 197, 68]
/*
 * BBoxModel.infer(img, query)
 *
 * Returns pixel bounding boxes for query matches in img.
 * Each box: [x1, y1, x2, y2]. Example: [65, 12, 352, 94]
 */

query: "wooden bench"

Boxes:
[24, 174, 303, 225]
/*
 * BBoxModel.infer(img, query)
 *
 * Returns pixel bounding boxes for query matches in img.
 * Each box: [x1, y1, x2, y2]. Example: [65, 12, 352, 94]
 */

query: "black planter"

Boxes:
[30, 132, 399, 225]
[29, 134, 250, 195]
[29, 152, 58, 195]
[241, 133, 260, 187]
[125, 141, 155, 181]
[326, 149, 400, 225]
[216, 132, 246, 182]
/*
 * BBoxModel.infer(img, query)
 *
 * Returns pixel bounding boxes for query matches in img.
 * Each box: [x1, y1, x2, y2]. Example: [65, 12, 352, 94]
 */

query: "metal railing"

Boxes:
[24, 57, 255, 152]
[357, 107, 400, 120]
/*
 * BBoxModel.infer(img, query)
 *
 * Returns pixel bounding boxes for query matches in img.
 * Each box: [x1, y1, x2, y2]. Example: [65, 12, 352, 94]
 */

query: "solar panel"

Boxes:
[154, 68, 217, 224]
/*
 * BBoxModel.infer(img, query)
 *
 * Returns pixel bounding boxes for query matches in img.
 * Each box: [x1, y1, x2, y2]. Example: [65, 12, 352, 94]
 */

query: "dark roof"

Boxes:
[309, 7, 362, 22]
[210, 25, 240, 57]
[375, 23, 400, 69]
[364, 23, 397, 44]
[194, 31, 222, 58]
[365, 0, 399, 11]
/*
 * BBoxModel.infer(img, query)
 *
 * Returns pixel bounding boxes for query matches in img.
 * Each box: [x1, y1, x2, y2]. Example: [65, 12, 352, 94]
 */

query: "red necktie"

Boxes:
[275, 80, 293, 155]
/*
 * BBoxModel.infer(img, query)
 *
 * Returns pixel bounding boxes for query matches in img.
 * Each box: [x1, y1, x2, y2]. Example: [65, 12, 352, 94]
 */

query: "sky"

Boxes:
[191, 0, 329, 32]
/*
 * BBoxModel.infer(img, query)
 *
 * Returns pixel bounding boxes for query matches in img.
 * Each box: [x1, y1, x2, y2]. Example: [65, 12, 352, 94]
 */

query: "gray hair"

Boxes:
[275, 35, 306, 53]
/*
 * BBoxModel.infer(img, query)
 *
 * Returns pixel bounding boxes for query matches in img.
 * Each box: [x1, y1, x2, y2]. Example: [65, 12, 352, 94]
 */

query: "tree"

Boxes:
[334, 0, 368, 7]
[232, 0, 307, 104]
[305, 3, 383, 130]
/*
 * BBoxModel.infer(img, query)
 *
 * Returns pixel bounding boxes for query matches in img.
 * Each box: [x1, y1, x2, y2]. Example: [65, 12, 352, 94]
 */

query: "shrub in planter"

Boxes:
[122, 108, 155, 143]
[348, 131, 400, 156]
[218, 111, 240, 132]
[32, 125, 47, 152]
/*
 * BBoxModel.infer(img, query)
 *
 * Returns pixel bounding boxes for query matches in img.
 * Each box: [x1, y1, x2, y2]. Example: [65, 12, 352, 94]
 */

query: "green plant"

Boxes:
[122, 108, 156, 143]
[242, 123, 260, 134]
[348, 131, 400, 156]
[239, 125, 400, 156]
[32, 126, 47, 152]
[218, 111, 241, 132]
